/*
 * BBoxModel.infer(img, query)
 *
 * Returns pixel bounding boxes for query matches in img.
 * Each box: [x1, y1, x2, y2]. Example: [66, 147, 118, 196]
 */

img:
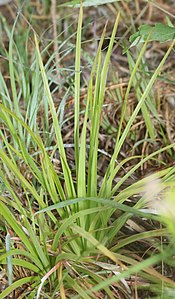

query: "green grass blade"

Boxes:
[0, 200, 38, 259]
[100, 38, 175, 197]
[71, 224, 124, 266]
[0, 249, 44, 271]
[4, 259, 40, 274]
[111, 228, 166, 251]
[86, 250, 175, 296]
[127, 50, 155, 139]
[61, 0, 121, 7]
[99, 33, 152, 198]
[88, 15, 120, 197]
[52, 206, 107, 251]
[112, 142, 175, 196]
[87, 24, 107, 197]
[8, 16, 24, 143]
[0, 277, 38, 299]
[74, 2, 83, 176]
[0, 150, 46, 207]
[34, 34, 76, 198]
[5, 232, 12, 286]
[65, 274, 91, 299]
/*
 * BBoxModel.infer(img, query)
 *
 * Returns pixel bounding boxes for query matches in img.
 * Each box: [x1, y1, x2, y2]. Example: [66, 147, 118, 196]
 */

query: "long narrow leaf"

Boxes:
[74, 1, 83, 176]
[0, 277, 38, 299]
[34, 35, 76, 198]
[100, 38, 175, 197]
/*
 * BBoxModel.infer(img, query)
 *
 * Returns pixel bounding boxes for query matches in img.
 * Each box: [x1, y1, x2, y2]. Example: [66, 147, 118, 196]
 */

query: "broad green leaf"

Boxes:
[142, 23, 175, 42]
[129, 23, 175, 48]
[61, 0, 120, 8]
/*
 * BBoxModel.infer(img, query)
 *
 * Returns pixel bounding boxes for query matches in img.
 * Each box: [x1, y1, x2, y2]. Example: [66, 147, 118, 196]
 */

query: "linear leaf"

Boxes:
[61, 0, 120, 7]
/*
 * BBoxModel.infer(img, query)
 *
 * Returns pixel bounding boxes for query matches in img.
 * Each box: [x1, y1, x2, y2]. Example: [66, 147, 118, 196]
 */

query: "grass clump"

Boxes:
[0, 2, 175, 298]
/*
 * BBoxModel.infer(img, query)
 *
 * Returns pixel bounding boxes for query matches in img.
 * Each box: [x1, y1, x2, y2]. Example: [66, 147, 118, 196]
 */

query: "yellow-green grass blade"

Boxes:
[52, 206, 108, 251]
[18, 139, 45, 187]
[74, 1, 83, 176]
[0, 277, 38, 299]
[72, 265, 115, 299]
[77, 87, 89, 198]
[100, 38, 175, 198]
[0, 200, 41, 263]
[0, 199, 50, 270]
[0, 169, 32, 216]
[94, 15, 120, 196]
[88, 24, 107, 121]
[88, 16, 120, 197]
[127, 51, 155, 139]
[39, 155, 69, 219]
[86, 252, 175, 297]
[0, 71, 13, 110]
[1, 258, 40, 274]
[71, 224, 125, 268]
[34, 34, 76, 199]
[0, 102, 65, 213]
[77, 81, 90, 236]
[21, 217, 50, 270]
[112, 142, 175, 196]
[40, 154, 63, 204]
[132, 55, 161, 123]
[0, 103, 44, 150]
[87, 24, 107, 197]
[88, 51, 102, 197]
[36, 197, 159, 221]
[115, 37, 175, 166]
[37, 145, 66, 202]
[0, 110, 18, 147]
[0, 150, 45, 207]
[0, 130, 18, 167]
[39, 158, 83, 255]
[65, 274, 92, 299]
[111, 228, 166, 251]
[8, 16, 24, 143]
[0, 249, 44, 272]
[61, 0, 121, 7]
[0, 150, 58, 224]
[99, 33, 152, 198]
[25, 60, 40, 148]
